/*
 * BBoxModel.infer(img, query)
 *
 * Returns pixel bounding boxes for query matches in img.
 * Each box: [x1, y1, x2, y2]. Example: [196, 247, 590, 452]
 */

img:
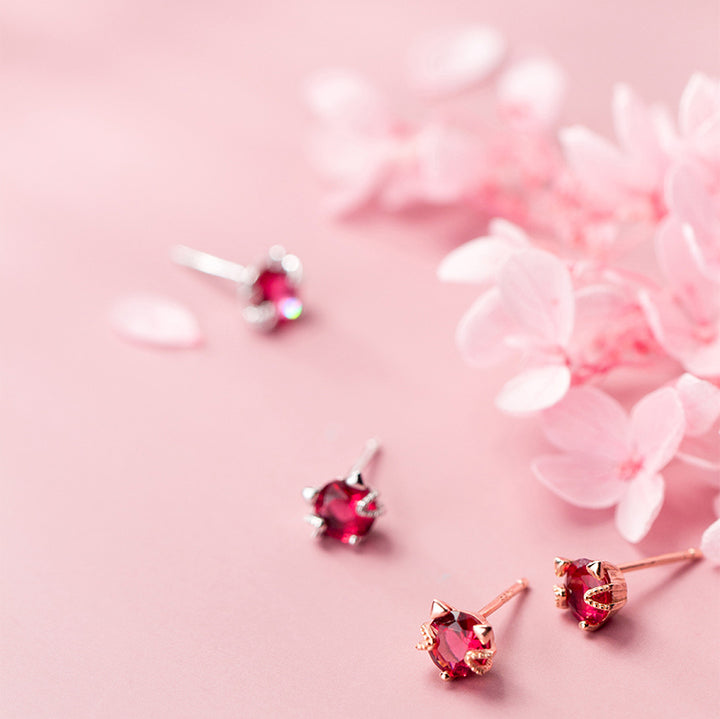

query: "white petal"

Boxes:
[495, 364, 571, 415]
[675, 373, 720, 436]
[615, 472, 665, 543]
[497, 56, 567, 129]
[110, 294, 203, 348]
[456, 289, 516, 368]
[407, 25, 506, 96]
[679, 73, 720, 138]
[700, 517, 720, 565]
[438, 237, 523, 286]
[499, 249, 575, 346]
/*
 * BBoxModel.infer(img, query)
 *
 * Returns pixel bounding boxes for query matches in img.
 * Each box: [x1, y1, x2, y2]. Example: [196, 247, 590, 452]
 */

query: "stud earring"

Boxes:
[171, 244, 303, 331]
[553, 548, 702, 631]
[416, 578, 528, 681]
[302, 438, 384, 545]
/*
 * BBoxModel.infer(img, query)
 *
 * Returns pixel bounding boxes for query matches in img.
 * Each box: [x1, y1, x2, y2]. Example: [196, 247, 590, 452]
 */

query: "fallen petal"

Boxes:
[615, 472, 665, 543]
[110, 294, 203, 349]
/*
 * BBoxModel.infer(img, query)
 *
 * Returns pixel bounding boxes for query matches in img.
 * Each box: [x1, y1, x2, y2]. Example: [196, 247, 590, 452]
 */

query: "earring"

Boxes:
[416, 578, 528, 681]
[553, 548, 702, 631]
[302, 438, 384, 545]
[171, 244, 303, 331]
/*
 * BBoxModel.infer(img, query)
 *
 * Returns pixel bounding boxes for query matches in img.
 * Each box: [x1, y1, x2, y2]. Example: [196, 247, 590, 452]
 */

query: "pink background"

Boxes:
[1, 2, 719, 717]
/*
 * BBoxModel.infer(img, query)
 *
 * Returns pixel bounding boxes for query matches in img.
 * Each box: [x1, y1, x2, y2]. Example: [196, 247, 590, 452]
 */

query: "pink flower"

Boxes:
[639, 217, 720, 377]
[532, 386, 685, 542]
[702, 517, 720, 565]
[674, 373, 720, 473]
[305, 69, 482, 215]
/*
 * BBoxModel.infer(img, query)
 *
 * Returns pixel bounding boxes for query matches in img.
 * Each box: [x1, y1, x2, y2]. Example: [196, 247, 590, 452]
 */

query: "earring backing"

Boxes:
[303, 439, 384, 545]
[416, 578, 528, 681]
[553, 548, 702, 631]
[171, 244, 303, 331]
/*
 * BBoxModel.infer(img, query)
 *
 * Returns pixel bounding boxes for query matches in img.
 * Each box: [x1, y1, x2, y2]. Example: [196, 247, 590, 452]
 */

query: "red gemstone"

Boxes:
[255, 269, 302, 322]
[565, 558, 612, 626]
[428, 610, 494, 679]
[313, 480, 377, 543]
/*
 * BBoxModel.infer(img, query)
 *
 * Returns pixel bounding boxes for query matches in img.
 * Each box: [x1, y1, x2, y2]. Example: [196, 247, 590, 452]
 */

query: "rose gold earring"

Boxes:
[553, 548, 702, 631]
[171, 244, 303, 331]
[415, 578, 528, 681]
[302, 439, 384, 545]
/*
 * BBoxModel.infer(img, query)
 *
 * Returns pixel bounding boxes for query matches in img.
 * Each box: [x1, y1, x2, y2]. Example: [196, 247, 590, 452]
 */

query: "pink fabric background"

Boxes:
[1, 2, 718, 717]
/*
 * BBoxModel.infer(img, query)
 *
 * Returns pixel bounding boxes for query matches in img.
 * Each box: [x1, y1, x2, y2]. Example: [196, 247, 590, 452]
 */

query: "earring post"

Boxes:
[478, 578, 528, 617]
[347, 438, 381, 478]
[617, 548, 702, 573]
[171, 245, 246, 283]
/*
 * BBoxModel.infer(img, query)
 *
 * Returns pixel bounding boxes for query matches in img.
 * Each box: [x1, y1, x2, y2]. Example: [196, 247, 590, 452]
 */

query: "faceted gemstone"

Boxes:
[565, 558, 612, 626]
[428, 610, 494, 679]
[313, 480, 377, 543]
[255, 269, 302, 322]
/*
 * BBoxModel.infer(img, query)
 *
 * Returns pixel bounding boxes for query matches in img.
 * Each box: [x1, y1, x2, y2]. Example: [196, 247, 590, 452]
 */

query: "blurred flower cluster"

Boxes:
[306, 26, 720, 557]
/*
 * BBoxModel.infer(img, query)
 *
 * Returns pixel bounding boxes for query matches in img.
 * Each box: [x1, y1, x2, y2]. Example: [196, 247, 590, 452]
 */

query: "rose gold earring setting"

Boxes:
[554, 548, 703, 631]
[303, 439, 384, 545]
[171, 244, 303, 331]
[415, 578, 528, 681]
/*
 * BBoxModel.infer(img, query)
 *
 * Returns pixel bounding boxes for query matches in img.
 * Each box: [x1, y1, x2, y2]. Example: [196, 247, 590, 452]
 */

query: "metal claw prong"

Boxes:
[579, 620, 601, 632]
[553, 584, 568, 609]
[415, 623, 437, 651]
[304, 514, 326, 537]
[472, 624, 492, 643]
[554, 557, 572, 577]
[355, 490, 384, 518]
[302, 487, 319, 504]
[345, 471, 365, 488]
[430, 600, 452, 618]
[586, 560, 604, 580]
[439, 671, 453, 682]
[347, 534, 362, 546]
[465, 649, 495, 676]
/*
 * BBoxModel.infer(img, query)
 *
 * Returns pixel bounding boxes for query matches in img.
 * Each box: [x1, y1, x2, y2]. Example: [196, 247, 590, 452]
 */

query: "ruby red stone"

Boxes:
[255, 269, 302, 322]
[428, 610, 494, 679]
[313, 480, 377, 543]
[565, 558, 612, 626]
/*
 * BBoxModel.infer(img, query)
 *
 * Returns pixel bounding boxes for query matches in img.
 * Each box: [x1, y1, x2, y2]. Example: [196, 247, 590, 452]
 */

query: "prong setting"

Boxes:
[304, 514, 326, 538]
[302, 487, 319, 504]
[415, 623, 437, 651]
[553, 584, 568, 609]
[430, 600, 452, 619]
[586, 560, 604, 580]
[554, 557, 572, 577]
[355, 490, 384, 518]
[464, 648, 495, 676]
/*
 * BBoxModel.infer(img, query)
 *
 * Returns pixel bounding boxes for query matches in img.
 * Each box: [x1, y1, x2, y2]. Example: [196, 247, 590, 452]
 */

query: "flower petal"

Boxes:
[664, 164, 718, 241]
[541, 386, 631, 461]
[110, 294, 203, 349]
[675, 373, 720, 436]
[629, 387, 685, 474]
[407, 25, 506, 96]
[497, 56, 566, 129]
[495, 364, 571, 415]
[559, 125, 628, 209]
[456, 289, 516, 368]
[532, 453, 625, 508]
[304, 68, 388, 133]
[700, 517, 720, 565]
[615, 472, 665, 543]
[679, 73, 720, 138]
[499, 249, 574, 346]
[438, 237, 524, 285]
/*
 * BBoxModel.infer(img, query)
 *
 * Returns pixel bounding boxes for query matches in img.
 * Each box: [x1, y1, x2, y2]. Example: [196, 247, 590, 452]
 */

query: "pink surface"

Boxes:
[1, 2, 719, 717]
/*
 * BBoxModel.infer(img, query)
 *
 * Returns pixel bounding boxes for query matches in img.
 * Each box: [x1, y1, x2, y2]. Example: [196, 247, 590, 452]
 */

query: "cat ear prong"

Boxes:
[554, 557, 572, 577]
[586, 560, 604, 580]
[430, 600, 452, 618]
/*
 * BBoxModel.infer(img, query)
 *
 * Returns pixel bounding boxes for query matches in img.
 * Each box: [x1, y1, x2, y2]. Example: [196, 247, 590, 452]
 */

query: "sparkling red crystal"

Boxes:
[255, 269, 302, 321]
[313, 480, 377, 543]
[428, 610, 494, 679]
[564, 558, 612, 626]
